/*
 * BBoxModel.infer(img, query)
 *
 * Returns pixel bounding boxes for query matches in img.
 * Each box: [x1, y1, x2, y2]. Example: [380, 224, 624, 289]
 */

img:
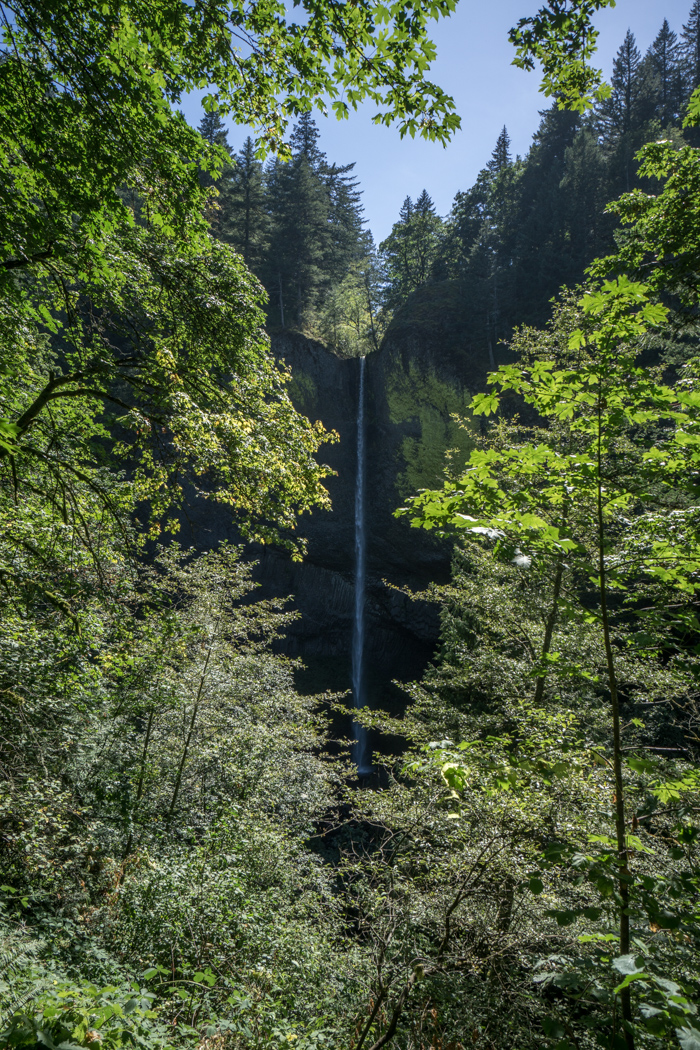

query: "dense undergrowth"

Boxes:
[2, 1, 700, 1048]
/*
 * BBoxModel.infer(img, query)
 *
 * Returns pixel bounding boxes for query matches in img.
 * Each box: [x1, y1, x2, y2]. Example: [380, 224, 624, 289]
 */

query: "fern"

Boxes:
[0, 925, 44, 1026]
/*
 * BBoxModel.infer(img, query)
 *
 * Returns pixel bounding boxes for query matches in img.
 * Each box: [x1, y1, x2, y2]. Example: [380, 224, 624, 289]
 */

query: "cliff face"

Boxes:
[253, 330, 446, 702]
[366, 280, 487, 586]
[265, 287, 492, 707]
[183, 289, 490, 712]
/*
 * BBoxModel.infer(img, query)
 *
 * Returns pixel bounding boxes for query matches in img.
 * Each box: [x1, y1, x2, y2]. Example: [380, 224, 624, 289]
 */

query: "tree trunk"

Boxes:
[597, 398, 634, 1050]
[123, 707, 155, 860]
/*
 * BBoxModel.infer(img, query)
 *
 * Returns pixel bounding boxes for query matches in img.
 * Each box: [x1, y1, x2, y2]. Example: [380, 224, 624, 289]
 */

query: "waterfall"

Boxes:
[352, 355, 371, 775]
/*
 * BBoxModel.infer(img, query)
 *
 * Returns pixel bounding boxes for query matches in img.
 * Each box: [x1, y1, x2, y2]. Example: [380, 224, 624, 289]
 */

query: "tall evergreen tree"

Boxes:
[264, 157, 292, 327]
[488, 126, 512, 174]
[324, 161, 365, 283]
[379, 191, 444, 312]
[598, 30, 661, 194]
[599, 30, 643, 135]
[441, 178, 490, 277]
[262, 115, 366, 330]
[264, 119, 331, 328]
[398, 195, 413, 224]
[198, 110, 230, 148]
[513, 106, 582, 320]
[220, 137, 269, 273]
[649, 19, 683, 125]
[289, 112, 326, 167]
[196, 111, 232, 222]
[681, 0, 700, 96]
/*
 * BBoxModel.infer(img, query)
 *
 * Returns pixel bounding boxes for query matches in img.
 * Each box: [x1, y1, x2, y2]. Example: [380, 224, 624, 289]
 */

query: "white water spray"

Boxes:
[352, 356, 371, 775]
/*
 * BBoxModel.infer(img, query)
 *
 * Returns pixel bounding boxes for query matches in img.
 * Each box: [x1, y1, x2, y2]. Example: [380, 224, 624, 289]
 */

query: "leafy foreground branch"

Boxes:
[403, 250, 700, 1044]
[2, 2, 699, 1049]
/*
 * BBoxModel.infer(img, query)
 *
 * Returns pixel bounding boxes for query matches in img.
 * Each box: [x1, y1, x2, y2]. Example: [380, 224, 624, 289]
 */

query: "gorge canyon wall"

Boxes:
[183, 282, 493, 719]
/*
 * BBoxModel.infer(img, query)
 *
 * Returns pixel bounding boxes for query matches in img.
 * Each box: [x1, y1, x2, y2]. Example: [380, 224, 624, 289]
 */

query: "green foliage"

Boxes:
[379, 191, 446, 313]
[386, 363, 474, 495]
[0, 533, 347, 1047]
[401, 124, 700, 1045]
[1, 227, 333, 557]
[1, 974, 173, 1050]
[509, 0, 616, 112]
[221, 137, 270, 273]
[592, 139, 700, 324]
[316, 256, 385, 358]
[418, 718, 700, 1048]
[4, 5, 700, 1050]
[255, 117, 367, 332]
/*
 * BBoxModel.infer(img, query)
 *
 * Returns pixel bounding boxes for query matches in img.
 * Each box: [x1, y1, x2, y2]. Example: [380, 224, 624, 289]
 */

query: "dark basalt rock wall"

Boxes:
[183, 292, 491, 708]
[259, 330, 445, 702]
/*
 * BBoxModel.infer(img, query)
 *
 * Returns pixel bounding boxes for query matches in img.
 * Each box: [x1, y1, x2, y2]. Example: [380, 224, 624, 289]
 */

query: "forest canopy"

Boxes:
[2, 4, 700, 1050]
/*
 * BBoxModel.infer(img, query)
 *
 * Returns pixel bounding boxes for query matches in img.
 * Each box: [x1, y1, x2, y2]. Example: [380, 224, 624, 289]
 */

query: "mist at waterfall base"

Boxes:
[351, 356, 373, 776]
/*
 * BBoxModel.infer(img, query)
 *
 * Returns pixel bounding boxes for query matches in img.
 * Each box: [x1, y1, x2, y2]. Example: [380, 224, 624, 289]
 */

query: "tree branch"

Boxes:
[2, 244, 54, 270]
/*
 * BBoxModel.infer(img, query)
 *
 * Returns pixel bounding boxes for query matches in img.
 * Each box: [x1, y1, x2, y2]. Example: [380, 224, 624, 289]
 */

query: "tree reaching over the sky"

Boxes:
[324, 161, 366, 285]
[198, 111, 230, 149]
[599, 29, 644, 136]
[681, 0, 700, 94]
[197, 111, 233, 219]
[289, 112, 326, 168]
[379, 190, 445, 312]
[488, 125, 513, 174]
[649, 19, 684, 126]
[220, 137, 270, 274]
[253, 115, 366, 330]
[263, 127, 332, 329]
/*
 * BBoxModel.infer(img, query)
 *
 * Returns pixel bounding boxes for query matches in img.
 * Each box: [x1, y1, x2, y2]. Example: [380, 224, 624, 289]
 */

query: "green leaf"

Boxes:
[546, 908, 579, 927]
[655, 978, 681, 995]
[677, 1027, 700, 1050]
[613, 971, 649, 994]
[612, 954, 645, 976]
[471, 392, 500, 416]
[542, 1016, 566, 1038]
[653, 911, 681, 930]
[627, 756, 658, 774]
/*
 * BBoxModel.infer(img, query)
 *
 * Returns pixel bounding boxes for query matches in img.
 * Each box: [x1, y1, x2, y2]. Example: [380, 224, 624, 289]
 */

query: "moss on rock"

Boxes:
[386, 364, 475, 496]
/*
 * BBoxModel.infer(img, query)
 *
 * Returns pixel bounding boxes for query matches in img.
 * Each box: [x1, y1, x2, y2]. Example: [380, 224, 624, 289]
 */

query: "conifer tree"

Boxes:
[262, 115, 365, 330]
[441, 179, 490, 277]
[681, 0, 700, 95]
[513, 106, 583, 318]
[599, 30, 643, 135]
[264, 156, 291, 327]
[488, 126, 512, 173]
[598, 29, 661, 194]
[379, 191, 444, 312]
[220, 137, 269, 273]
[198, 111, 230, 149]
[398, 195, 413, 224]
[649, 19, 683, 125]
[289, 112, 326, 167]
[196, 111, 232, 224]
[325, 161, 365, 284]
[264, 118, 331, 328]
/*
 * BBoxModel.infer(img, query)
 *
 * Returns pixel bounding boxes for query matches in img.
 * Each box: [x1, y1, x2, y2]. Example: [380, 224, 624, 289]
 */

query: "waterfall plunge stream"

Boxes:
[352, 356, 372, 775]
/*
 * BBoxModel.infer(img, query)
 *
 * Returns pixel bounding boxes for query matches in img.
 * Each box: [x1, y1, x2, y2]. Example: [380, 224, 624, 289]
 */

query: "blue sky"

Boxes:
[180, 0, 694, 243]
